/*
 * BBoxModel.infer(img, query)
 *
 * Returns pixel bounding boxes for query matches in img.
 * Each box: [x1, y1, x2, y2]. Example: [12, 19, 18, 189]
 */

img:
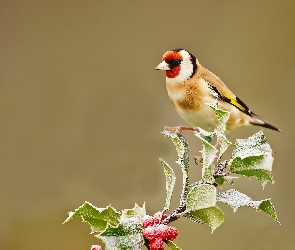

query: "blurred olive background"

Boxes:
[0, 1, 294, 249]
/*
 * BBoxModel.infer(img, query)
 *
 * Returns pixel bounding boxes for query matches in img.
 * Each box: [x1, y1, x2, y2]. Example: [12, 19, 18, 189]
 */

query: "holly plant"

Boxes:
[64, 102, 279, 250]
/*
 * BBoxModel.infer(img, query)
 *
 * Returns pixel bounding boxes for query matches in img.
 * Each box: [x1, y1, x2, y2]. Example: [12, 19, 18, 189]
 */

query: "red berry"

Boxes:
[149, 237, 163, 250]
[157, 224, 169, 239]
[154, 212, 167, 223]
[91, 245, 102, 250]
[142, 215, 156, 228]
[167, 226, 178, 241]
[143, 226, 157, 241]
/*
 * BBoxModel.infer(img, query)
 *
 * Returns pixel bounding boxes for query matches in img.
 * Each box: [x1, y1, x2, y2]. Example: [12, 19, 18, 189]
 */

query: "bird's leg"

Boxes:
[164, 126, 199, 135]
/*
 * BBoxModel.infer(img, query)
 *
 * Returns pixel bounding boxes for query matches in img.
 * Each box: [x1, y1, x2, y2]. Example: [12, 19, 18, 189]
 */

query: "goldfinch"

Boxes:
[155, 48, 280, 133]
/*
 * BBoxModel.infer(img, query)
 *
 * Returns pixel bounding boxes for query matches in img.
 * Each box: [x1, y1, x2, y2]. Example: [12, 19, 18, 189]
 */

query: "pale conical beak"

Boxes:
[155, 61, 170, 70]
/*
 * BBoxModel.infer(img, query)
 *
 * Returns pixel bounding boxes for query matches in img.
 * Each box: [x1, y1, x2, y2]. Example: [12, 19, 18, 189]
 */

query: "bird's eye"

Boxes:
[167, 59, 181, 68]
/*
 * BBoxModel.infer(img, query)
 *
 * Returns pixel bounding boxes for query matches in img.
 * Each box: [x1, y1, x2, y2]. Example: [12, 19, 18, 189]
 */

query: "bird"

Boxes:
[155, 48, 280, 133]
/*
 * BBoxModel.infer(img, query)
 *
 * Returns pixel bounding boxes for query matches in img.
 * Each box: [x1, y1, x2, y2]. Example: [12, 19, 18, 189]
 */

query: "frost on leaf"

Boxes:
[162, 131, 189, 170]
[185, 212, 206, 224]
[195, 128, 217, 184]
[232, 131, 272, 158]
[186, 184, 216, 211]
[230, 131, 274, 187]
[207, 101, 229, 134]
[166, 240, 182, 250]
[63, 202, 120, 233]
[188, 206, 224, 233]
[195, 128, 214, 143]
[160, 158, 176, 211]
[97, 217, 144, 250]
[216, 189, 279, 222]
[121, 203, 146, 221]
[162, 130, 189, 198]
[207, 101, 231, 157]
[215, 176, 238, 186]
[218, 136, 231, 158]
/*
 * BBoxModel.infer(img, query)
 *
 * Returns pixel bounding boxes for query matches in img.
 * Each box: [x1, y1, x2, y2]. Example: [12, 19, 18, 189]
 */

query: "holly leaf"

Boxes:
[64, 202, 120, 233]
[195, 127, 215, 143]
[216, 189, 279, 222]
[97, 217, 144, 250]
[186, 184, 216, 211]
[160, 158, 176, 211]
[215, 176, 238, 186]
[218, 135, 231, 158]
[232, 130, 272, 157]
[185, 212, 206, 224]
[166, 240, 182, 250]
[195, 128, 217, 184]
[162, 131, 189, 199]
[188, 206, 224, 232]
[121, 203, 146, 221]
[207, 101, 231, 157]
[229, 131, 274, 187]
[207, 101, 229, 134]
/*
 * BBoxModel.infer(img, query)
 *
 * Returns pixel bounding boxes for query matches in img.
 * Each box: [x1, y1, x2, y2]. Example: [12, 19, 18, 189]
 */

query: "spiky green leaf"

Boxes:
[195, 128, 215, 143]
[162, 130, 189, 199]
[121, 204, 146, 221]
[259, 200, 279, 223]
[188, 206, 224, 232]
[185, 213, 206, 224]
[166, 240, 182, 250]
[195, 128, 217, 184]
[207, 101, 231, 157]
[186, 184, 216, 211]
[207, 101, 230, 134]
[160, 158, 176, 211]
[218, 135, 231, 158]
[230, 131, 274, 187]
[216, 189, 279, 222]
[215, 176, 238, 186]
[232, 130, 272, 158]
[64, 202, 120, 233]
[98, 217, 144, 250]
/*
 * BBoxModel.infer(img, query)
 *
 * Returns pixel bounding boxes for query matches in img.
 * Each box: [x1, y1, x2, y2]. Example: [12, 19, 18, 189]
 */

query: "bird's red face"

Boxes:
[155, 50, 183, 78]
[162, 51, 183, 78]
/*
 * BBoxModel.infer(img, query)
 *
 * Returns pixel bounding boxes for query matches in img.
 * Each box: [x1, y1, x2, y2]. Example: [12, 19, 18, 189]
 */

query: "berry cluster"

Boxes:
[142, 212, 178, 250]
